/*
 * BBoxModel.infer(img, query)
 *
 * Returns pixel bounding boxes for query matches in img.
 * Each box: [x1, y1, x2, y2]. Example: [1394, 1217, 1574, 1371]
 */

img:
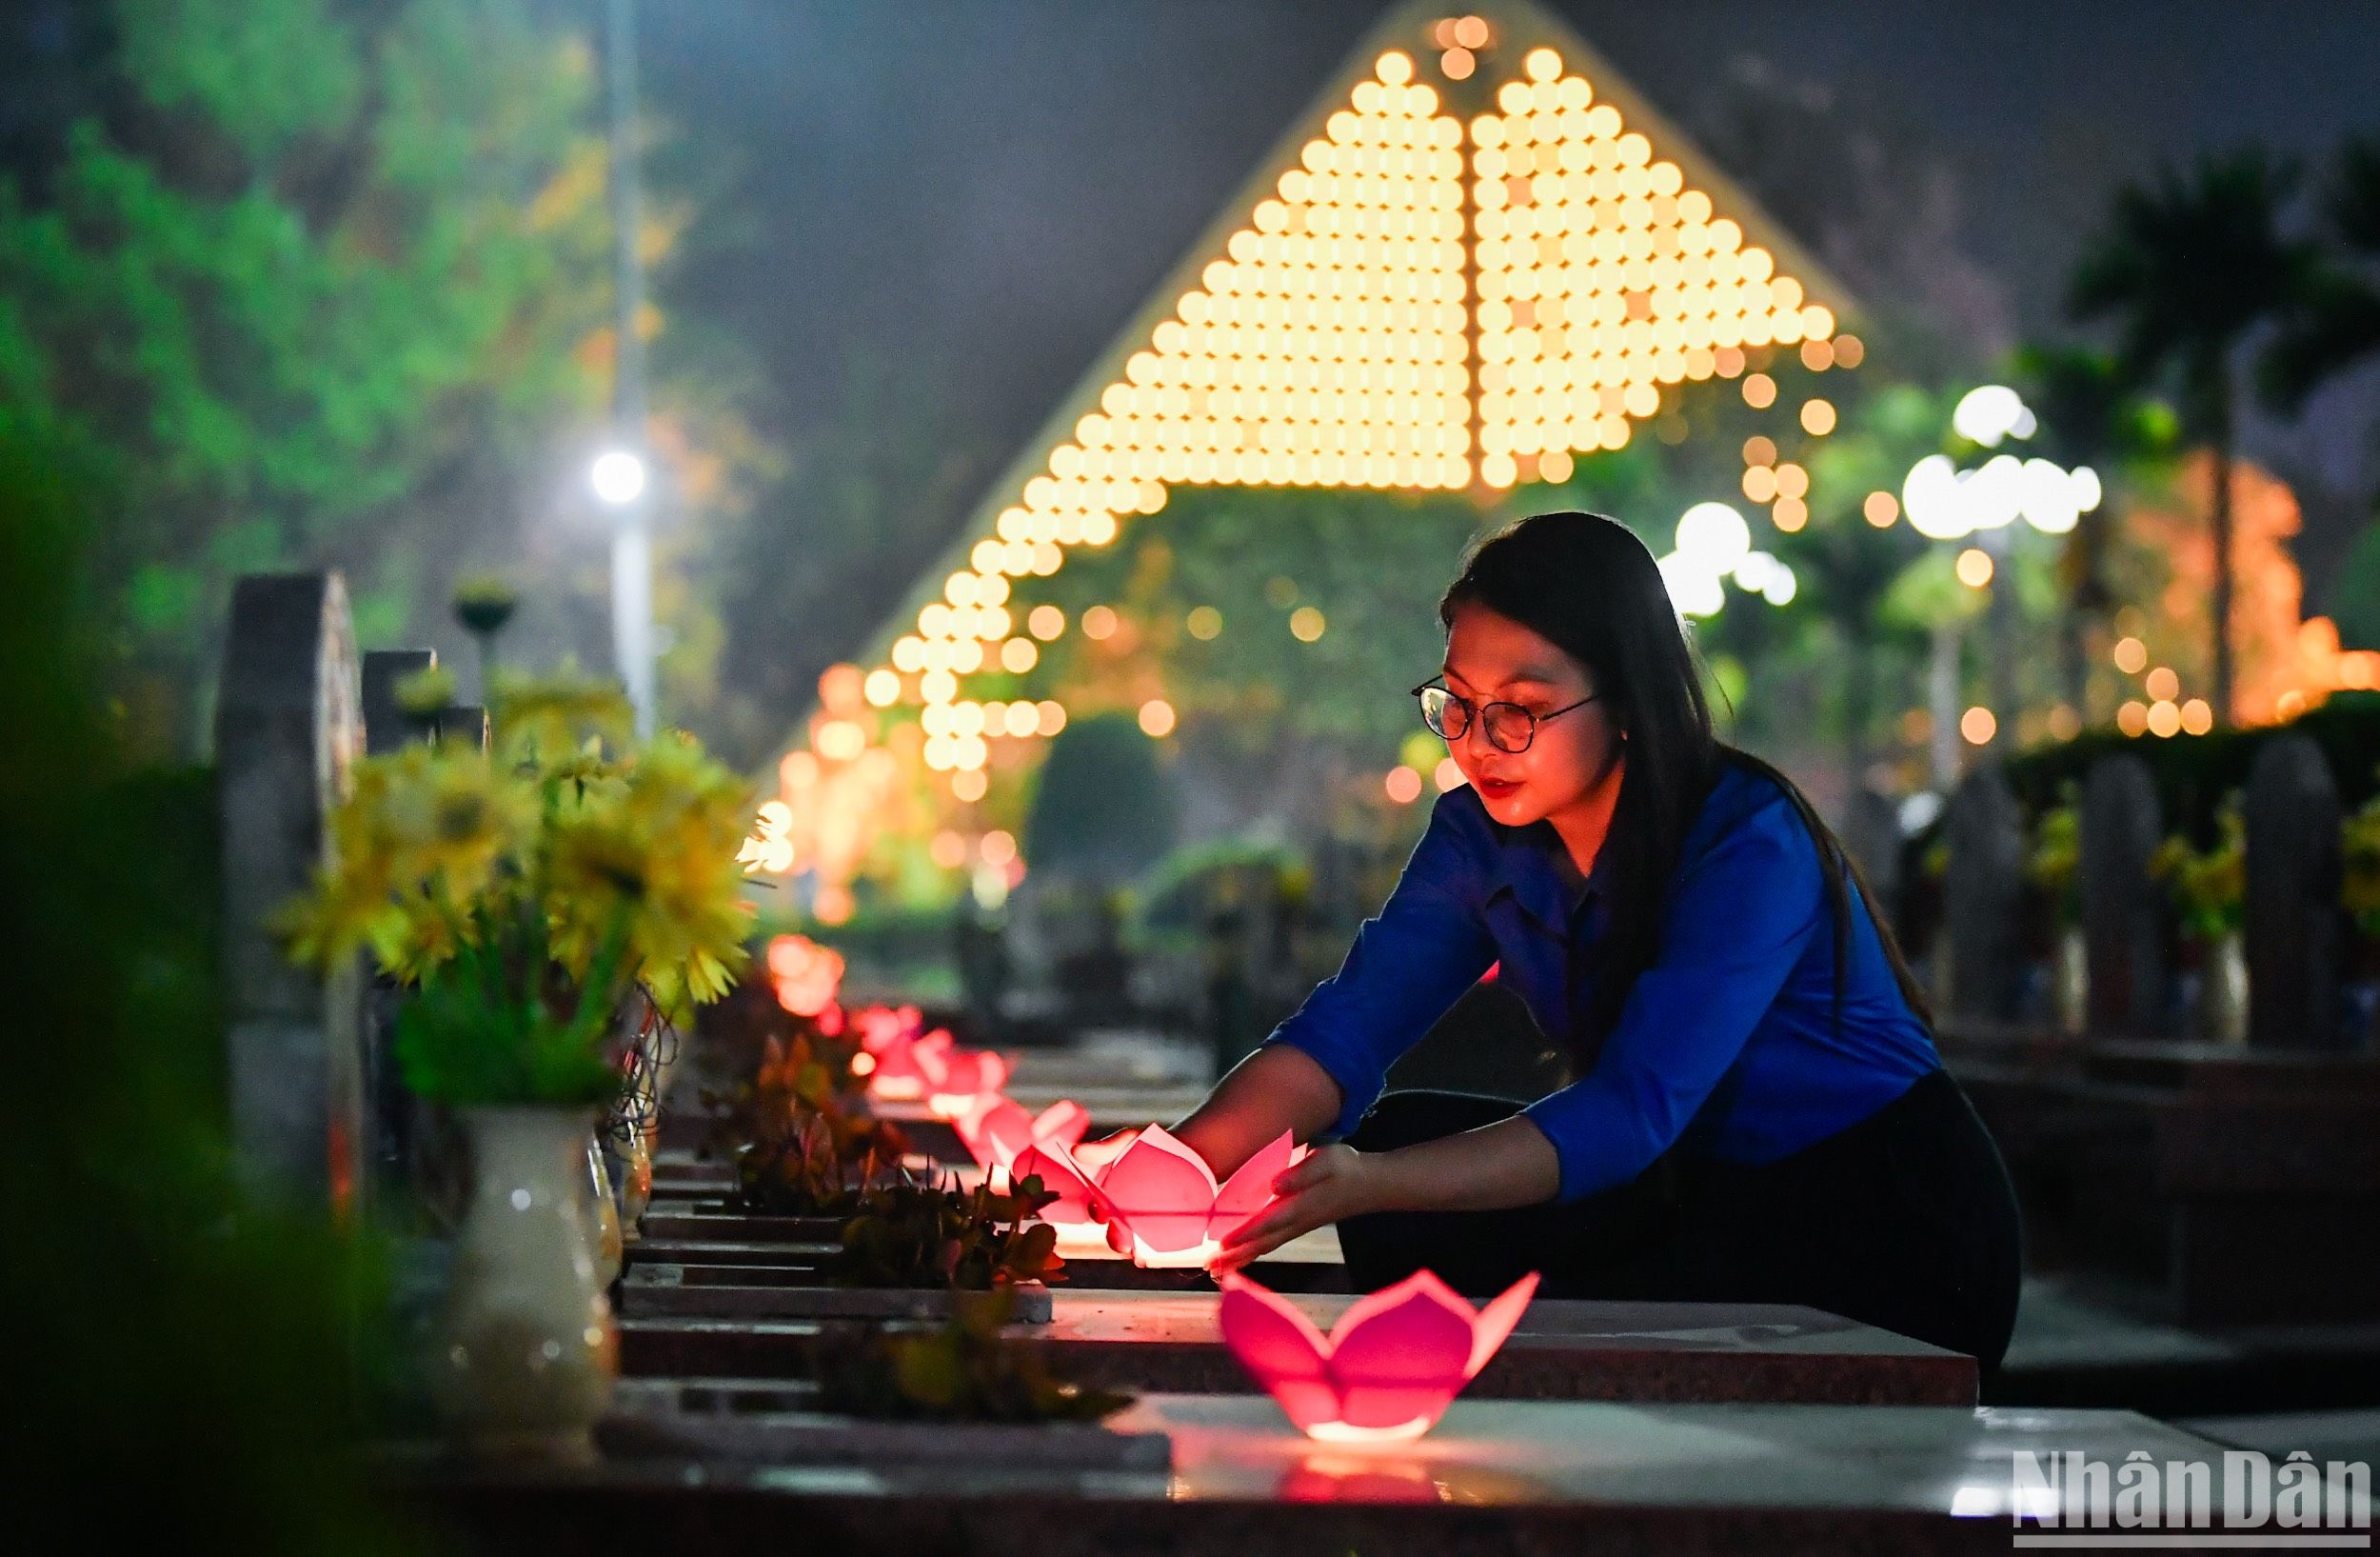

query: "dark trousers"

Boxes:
[1337, 1068, 2025, 1372]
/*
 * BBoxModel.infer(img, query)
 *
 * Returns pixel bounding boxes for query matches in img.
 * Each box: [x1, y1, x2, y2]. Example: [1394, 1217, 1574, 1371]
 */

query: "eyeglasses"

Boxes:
[1413, 680, 1603, 754]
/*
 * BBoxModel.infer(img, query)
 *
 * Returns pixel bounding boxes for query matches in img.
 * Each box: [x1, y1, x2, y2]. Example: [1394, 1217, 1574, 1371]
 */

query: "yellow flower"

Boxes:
[491, 668, 633, 768]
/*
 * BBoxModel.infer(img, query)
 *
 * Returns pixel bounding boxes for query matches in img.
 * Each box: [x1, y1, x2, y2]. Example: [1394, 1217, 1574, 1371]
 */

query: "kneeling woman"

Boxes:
[1174, 511, 2023, 1371]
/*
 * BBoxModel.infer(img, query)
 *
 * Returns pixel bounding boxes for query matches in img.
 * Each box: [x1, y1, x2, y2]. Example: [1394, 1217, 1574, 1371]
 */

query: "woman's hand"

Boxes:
[1211, 1143, 1387, 1273]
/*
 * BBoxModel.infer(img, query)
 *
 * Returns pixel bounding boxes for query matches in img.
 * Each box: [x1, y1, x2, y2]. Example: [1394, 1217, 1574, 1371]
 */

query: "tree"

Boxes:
[2068, 148, 2318, 722]
[704, 348, 988, 767]
[2262, 135, 2380, 414]
[2011, 342, 2176, 714]
[0, 0, 618, 753]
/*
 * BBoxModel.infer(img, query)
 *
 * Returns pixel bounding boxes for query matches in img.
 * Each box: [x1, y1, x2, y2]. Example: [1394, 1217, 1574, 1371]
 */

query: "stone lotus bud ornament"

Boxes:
[955, 1095, 1091, 1176]
[1092, 1126, 1306, 1268]
[1219, 1268, 1539, 1443]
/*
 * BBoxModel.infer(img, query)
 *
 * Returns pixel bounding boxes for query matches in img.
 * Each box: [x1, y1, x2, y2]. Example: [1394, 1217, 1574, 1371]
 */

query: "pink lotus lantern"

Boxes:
[1009, 1128, 1139, 1250]
[1219, 1268, 1538, 1443]
[1094, 1126, 1305, 1268]
[765, 934, 844, 1019]
[923, 1042, 1009, 1119]
[849, 1006, 1007, 1114]
[849, 1005, 924, 1092]
[955, 1095, 1091, 1176]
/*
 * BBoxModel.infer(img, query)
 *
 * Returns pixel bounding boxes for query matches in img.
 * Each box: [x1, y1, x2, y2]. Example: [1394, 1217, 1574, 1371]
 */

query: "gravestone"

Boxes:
[2243, 734, 2342, 1050]
[2082, 754, 2164, 1034]
[439, 703, 491, 750]
[216, 572, 366, 1215]
[359, 649, 457, 1220]
[361, 649, 436, 755]
[1942, 761, 2025, 1022]
[1839, 785, 1904, 926]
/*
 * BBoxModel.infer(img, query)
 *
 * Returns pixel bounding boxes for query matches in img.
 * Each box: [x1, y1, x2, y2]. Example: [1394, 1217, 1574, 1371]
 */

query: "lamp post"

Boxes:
[602, 0, 654, 738]
[1902, 386, 2105, 772]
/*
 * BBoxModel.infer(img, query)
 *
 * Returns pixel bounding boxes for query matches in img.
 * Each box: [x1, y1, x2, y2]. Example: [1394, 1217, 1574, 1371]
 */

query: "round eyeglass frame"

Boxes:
[1413, 681, 1603, 754]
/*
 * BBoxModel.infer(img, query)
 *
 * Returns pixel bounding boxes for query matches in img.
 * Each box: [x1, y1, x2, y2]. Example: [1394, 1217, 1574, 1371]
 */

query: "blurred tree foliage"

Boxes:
[1022, 709, 1177, 886]
[0, 0, 619, 754]
[3, 435, 410, 1545]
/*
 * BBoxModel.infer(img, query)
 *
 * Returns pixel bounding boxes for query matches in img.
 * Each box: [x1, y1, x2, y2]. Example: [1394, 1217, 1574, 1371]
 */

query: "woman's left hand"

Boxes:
[1211, 1143, 1386, 1273]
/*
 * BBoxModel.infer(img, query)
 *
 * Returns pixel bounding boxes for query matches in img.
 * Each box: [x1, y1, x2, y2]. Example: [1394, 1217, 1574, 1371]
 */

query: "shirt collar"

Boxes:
[1485, 815, 1615, 930]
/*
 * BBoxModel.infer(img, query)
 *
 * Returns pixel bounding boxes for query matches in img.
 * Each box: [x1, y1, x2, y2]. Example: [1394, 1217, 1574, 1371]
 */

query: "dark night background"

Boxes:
[4, 0, 2374, 729]
[630, 1, 2377, 501]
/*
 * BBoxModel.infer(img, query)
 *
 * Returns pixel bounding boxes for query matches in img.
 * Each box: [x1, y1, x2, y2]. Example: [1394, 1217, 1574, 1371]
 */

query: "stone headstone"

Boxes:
[2244, 733, 2343, 1050]
[1942, 761, 2026, 1021]
[358, 649, 444, 1219]
[1840, 786, 1904, 926]
[439, 703, 491, 751]
[2082, 754, 2165, 1034]
[216, 572, 366, 1215]
[361, 648, 436, 755]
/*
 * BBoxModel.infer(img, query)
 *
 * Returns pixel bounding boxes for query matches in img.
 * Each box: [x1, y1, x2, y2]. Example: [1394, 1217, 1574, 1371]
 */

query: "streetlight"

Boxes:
[591, 448, 647, 507]
[1898, 385, 2103, 759]
[603, 0, 654, 738]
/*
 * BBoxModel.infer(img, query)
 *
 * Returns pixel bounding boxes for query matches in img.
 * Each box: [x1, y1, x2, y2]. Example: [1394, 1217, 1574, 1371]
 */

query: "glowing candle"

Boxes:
[1095, 1127, 1301, 1268]
[955, 1095, 1092, 1174]
[1219, 1268, 1538, 1442]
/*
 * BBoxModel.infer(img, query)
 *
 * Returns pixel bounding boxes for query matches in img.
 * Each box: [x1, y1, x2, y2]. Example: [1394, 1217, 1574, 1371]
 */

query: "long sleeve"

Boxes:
[1522, 791, 1825, 1203]
[1262, 790, 1499, 1137]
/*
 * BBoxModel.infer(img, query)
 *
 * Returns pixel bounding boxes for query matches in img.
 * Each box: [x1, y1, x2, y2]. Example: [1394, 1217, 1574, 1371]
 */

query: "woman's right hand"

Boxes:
[1165, 1045, 1346, 1182]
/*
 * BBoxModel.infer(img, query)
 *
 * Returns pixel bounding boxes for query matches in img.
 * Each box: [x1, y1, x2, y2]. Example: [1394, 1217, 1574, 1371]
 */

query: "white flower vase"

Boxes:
[432, 1108, 618, 1462]
[584, 1135, 625, 1287]
[2198, 932, 2249, 1045]
[2054, 926, 2089, 1037]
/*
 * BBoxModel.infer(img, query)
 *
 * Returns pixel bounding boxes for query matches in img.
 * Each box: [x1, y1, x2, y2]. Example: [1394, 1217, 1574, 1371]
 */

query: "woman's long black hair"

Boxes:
[1439, 510, 1934, 1068]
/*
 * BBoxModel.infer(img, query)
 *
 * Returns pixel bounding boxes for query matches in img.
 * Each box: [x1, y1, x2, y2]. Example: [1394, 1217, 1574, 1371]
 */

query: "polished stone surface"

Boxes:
[392, 1397, 2236, 1555]
[622, 1291, 1974, 1406]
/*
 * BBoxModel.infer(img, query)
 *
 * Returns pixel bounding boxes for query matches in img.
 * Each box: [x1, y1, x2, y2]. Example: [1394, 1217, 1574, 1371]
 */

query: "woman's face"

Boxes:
[1439, 601, 1623, 829]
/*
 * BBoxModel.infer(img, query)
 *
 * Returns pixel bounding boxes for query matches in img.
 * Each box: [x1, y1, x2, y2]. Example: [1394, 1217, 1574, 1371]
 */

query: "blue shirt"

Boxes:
[1264, 759, 1940, 1204]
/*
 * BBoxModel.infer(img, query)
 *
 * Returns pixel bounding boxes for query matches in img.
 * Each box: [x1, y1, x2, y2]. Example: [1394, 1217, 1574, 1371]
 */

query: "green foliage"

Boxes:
[1022, 710, 1177, 885]
[1137, 835, 1311, 934]
[392, 664, 455, 717]
[2262, 135, 2380, 413]
[390, 901, 625, 1105]
[2002, 691, 2380, 838]
[2071, 148, 2317, 430]
[827, 1177, 1065, 1293]
[810, 1289, 1132, 1425]
[721, 1033, 910, 1218]
[2345, 784, 2380, 940]
[4, 419, 410, 1546]
[1018, 485, 1492, 763]
[2023, 788, 2083, 932]
[2331, 522, 2380, 653]
[2151, 794, 2247, 944]
[0, 0, 615, 745]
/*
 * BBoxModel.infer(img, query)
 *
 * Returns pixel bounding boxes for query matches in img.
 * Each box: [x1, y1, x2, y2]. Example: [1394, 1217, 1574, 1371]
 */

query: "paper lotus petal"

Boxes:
[956, 1096, 1091, 1174]
[924, 1046, 1010, 1117]
[851, 1005, 1008, 1110]
[1219, 1268, 1538, 1441]
[1097, 1126, 1302, 1268]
